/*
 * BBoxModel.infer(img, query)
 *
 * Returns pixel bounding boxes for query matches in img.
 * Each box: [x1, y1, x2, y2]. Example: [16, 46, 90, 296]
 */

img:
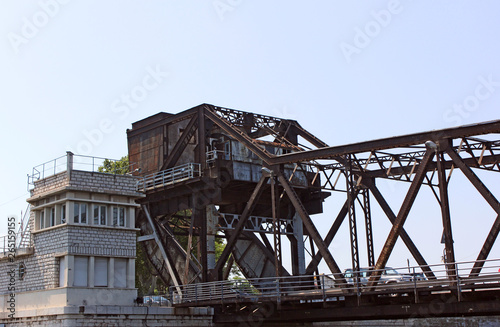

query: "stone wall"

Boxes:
[67, 170, 142, 197]
[31, 171, 68, 198]
[0, 306, 214, 327]
[0, 224, 137, 295]
[30, 169, 143, 200]
[66, 225, 136, 258]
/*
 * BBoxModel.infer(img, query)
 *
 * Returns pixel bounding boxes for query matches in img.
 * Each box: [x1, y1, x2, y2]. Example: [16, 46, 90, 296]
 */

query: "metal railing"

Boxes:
[137, 163, 202, 192]
[172, 259, 500, 305]
[0, 204, 32, 256]
[28, 153, 135, 190]
[27, 154, 67, 188]
[0, 230, 32, 256]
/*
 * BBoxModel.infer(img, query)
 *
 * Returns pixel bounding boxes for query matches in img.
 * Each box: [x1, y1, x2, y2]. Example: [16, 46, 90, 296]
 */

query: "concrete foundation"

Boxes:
[311, 316, 500, 327]
[0, 305, 213, 327]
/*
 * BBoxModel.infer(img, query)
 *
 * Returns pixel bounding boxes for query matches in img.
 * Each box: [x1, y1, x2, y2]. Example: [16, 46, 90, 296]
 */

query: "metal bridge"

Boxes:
[173, 259, 500, 324]
[127, 104, 500, 323]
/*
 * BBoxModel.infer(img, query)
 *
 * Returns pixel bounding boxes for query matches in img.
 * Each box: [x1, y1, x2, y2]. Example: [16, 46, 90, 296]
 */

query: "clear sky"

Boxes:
[1, 1, 499, 274]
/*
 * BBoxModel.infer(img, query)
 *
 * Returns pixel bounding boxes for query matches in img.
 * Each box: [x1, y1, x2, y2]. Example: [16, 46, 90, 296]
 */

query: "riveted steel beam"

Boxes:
[446, 147, 500, 277]
[277, 171, 345, 284]
[368, 149, 435, 287]
[213, 175, 269, 279]
[364, 177, 435, 280]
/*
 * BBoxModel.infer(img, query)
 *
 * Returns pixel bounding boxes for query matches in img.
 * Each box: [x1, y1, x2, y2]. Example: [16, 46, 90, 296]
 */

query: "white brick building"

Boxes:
[0, 153, 213, 326]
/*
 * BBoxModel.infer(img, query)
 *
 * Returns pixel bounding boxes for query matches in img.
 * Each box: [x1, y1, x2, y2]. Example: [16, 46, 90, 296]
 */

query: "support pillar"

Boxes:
[437, 150, 457, 282]
[292, 212, 306, 275]
[346, 155, 360, 274]
[206, 205, 218, 271]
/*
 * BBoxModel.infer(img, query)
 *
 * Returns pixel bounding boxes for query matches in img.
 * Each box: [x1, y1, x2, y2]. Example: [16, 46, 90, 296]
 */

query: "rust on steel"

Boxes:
[128, 102, 500, 307]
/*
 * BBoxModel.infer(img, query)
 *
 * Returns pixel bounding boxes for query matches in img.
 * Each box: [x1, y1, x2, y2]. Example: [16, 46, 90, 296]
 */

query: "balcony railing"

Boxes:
[136, 163, 202, 192]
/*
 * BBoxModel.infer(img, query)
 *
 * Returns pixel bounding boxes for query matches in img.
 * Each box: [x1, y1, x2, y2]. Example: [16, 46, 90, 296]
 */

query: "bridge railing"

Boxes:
[136, 163, 202, 192]
[171, 259, 500, 305]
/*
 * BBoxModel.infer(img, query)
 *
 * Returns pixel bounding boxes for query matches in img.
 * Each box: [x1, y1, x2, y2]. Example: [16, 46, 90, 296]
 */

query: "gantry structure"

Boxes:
[127, 104, 500, 293]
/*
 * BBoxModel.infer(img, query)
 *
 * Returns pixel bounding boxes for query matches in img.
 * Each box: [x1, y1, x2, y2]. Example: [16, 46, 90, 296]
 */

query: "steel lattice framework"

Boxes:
[128, 104, 500, 295]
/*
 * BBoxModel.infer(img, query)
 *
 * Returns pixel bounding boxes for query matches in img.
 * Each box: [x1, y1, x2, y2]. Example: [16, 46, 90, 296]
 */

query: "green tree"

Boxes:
[97, 156, 129, 174]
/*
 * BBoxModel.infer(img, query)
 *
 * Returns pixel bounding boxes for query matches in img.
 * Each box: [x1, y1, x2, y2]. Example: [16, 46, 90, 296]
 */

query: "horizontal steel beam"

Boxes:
[270, 120, 500, 165]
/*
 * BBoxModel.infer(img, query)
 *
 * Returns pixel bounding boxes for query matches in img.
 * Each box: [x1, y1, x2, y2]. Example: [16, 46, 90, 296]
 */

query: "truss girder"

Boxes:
[134, 104, 500, 290]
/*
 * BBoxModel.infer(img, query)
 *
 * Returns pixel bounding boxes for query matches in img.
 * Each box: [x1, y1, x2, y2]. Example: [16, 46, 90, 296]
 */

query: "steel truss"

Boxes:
[131, 103, 500, 292]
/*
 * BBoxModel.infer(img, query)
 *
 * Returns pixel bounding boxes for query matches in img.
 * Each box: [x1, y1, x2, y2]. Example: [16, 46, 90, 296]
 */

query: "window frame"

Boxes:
[39, 210, 45, 230]
[94, 205, 107, 226]
[112, 206, 126, 227]
[73, 202, 87, 224]
[50, 207, 55, 227]
[61, 204, 66, 224]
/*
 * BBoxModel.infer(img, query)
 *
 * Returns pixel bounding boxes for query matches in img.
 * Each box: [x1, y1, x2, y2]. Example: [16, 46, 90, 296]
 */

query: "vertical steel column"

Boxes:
[361, 188, 375, 267]
[206, 205, 218, 271]
[198, 107, 207, 168]
[346, 155, 360, 275]
[184, 215, 194, 284]
[293, 212, 306, 275]
[195, 204, 208, 282]
[271, 173, 283, 277]
[436, 151, 457, 282]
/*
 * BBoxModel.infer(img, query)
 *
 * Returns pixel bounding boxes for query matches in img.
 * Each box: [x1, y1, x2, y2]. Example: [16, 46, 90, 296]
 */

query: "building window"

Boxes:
[39, 211, 45, 229]
[112, 207, 126, 227]
[114, 258, 127, 288]
[61, 204, 66, 224]
[94, 257, 108, 287]
[50, 207, 55, 227]
[73, 203, 87, 224]
[94, 205, 107, 225]
[74, 256, 88, 287]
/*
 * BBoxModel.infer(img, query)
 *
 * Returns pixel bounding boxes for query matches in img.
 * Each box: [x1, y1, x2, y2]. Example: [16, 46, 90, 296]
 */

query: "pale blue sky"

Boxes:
[1, 1, 499, 273]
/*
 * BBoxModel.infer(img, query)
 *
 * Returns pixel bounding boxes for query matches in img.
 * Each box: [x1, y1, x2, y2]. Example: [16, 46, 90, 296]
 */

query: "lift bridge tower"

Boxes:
[128, 104, 329, 287]
[128, 103, 500, 299]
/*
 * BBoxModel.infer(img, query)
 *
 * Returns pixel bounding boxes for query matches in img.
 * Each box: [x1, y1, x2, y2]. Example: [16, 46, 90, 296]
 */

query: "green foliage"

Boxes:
[97, 156, 129, 174]
[135, 241, 151, 297]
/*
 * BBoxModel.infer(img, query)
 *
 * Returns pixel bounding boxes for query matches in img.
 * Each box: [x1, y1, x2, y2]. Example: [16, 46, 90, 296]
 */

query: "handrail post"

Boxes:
[413, 267, 419, 303]
[221, 281, 224, 303]
[66, 151, 74, 180]
[276, 278, 281, 310]
[321, 274, 326, 304]
[456, 263, 462, 302]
